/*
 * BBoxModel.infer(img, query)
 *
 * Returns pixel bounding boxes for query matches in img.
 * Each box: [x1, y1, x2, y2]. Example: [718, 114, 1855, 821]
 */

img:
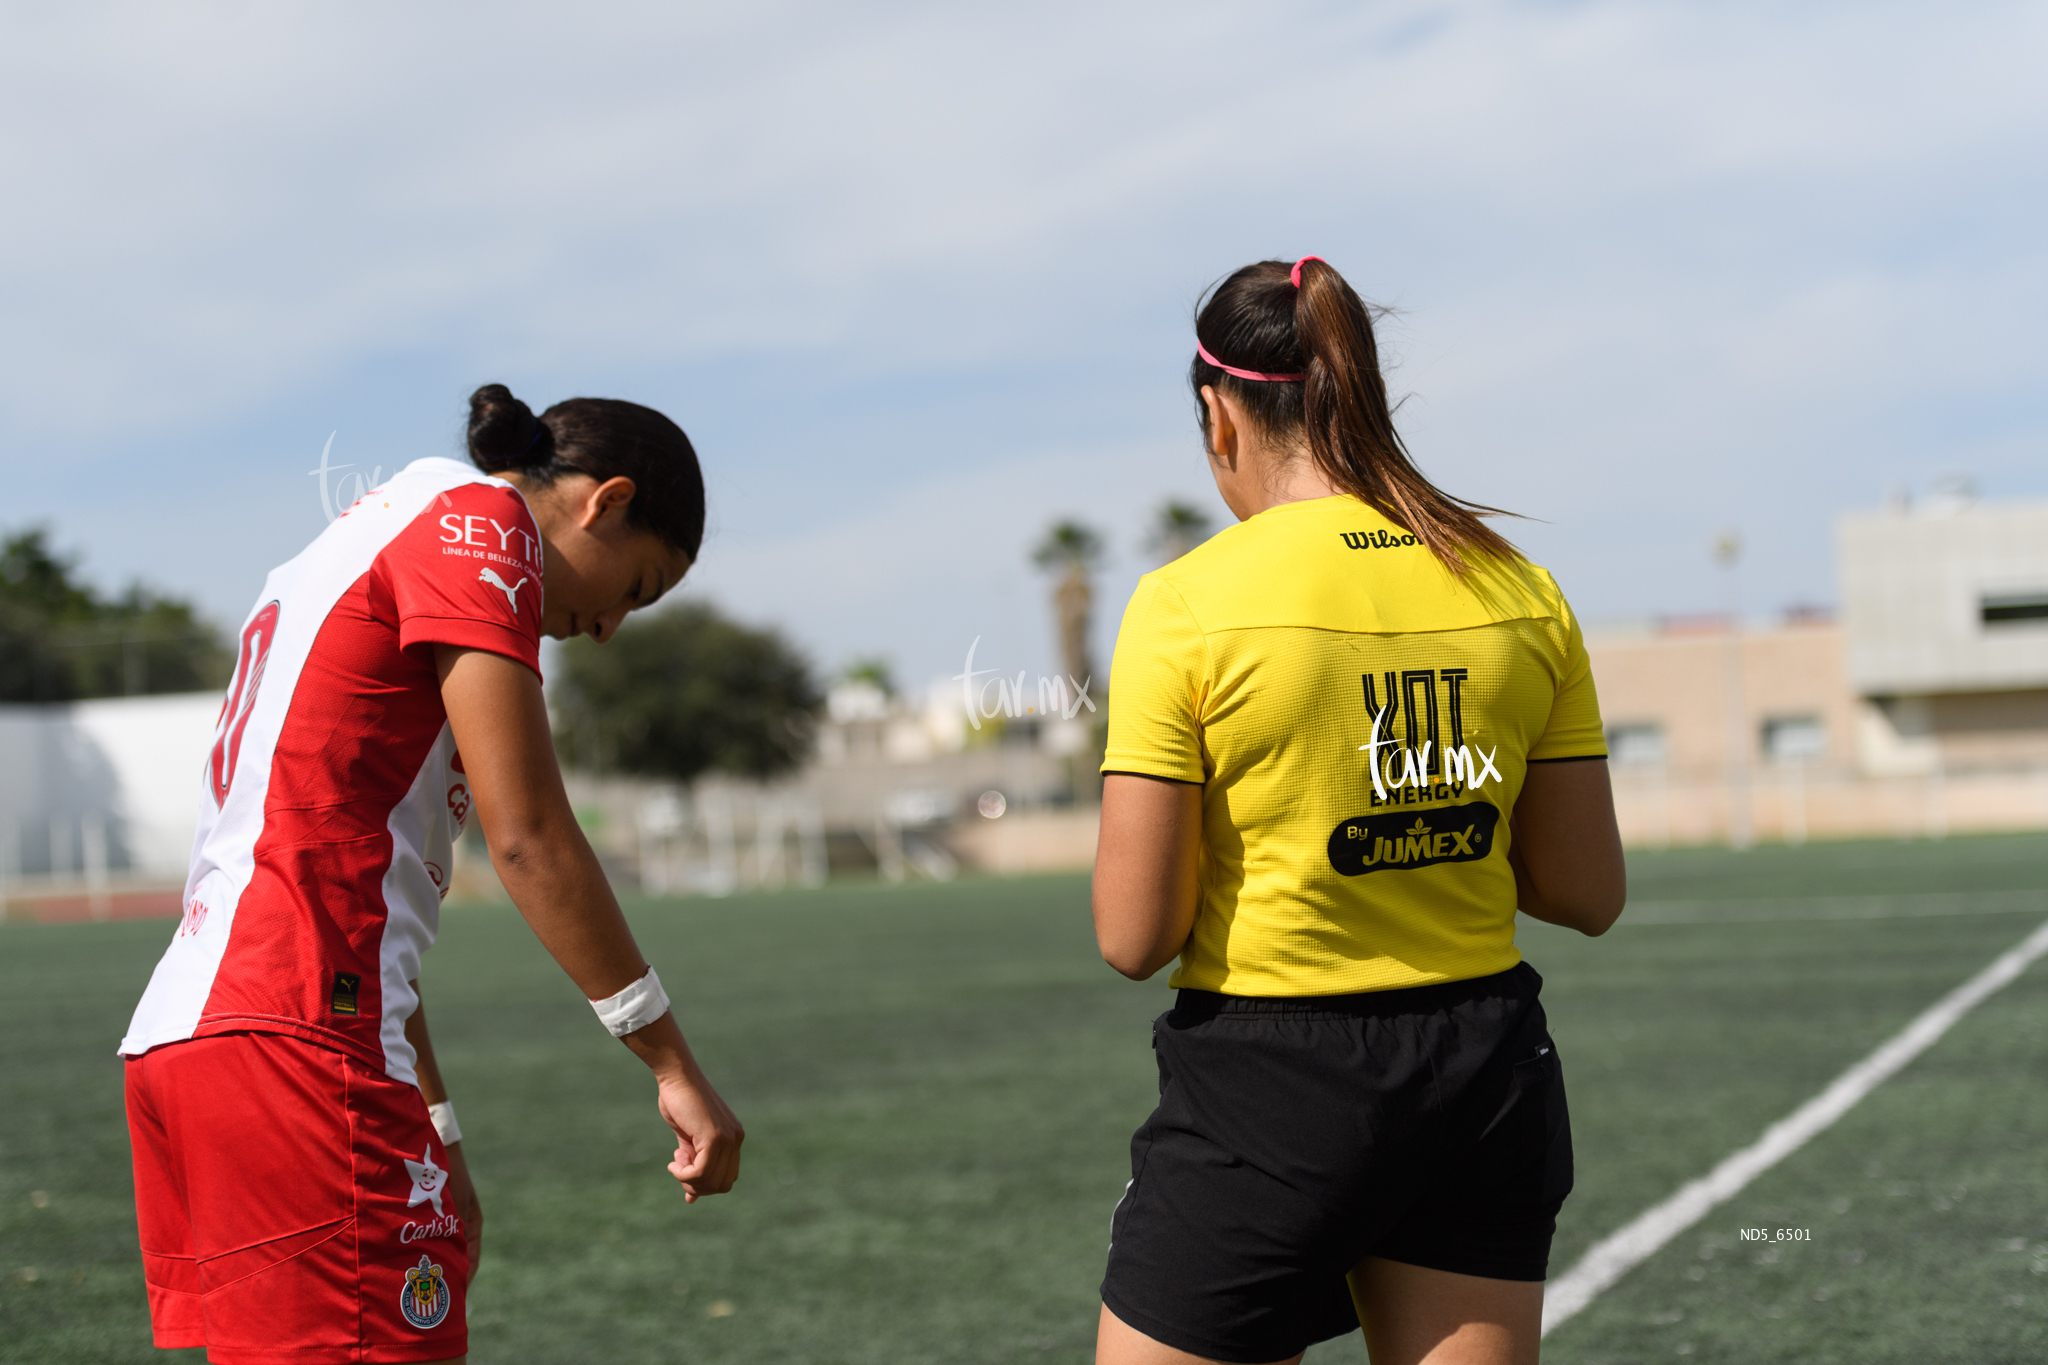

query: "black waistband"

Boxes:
[1172, 962, 1538, 1020]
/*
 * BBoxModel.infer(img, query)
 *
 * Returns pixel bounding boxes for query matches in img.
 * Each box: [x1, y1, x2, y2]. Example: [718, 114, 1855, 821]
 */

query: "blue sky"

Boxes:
[3, 0, 2043, 692]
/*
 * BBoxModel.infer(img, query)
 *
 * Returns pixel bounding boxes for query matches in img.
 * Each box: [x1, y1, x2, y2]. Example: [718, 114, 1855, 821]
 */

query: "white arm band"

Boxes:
[428, 1100, 462, 1146]
[590, 966, 671, 1038]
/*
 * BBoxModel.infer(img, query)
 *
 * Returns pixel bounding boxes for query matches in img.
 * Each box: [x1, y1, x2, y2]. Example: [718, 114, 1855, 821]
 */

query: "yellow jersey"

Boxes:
[1101, 494, 1607, 995]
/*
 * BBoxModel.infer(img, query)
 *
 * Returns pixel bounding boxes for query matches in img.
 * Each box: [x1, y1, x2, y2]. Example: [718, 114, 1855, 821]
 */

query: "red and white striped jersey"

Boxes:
[120, 457, 544, 1083]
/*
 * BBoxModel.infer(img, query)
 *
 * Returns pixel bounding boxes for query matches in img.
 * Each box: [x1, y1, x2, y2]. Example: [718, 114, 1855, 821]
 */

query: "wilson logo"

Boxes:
[1327, 802, 1501, 876]
[210, 601, 281, 807]
[1340, 530, 1418, 550]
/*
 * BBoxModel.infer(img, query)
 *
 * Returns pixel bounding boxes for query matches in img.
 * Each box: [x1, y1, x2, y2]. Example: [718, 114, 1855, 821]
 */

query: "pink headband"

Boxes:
[1195, 339, 1303, 383]
[1193, 257, 1329, 382]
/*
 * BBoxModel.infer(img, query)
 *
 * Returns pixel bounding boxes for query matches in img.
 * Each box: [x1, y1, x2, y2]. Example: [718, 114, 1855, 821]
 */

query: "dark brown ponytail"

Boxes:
[465, 384, 706, 560]
[1191, 259, 1520, 573]
[467, 383, 558, 475]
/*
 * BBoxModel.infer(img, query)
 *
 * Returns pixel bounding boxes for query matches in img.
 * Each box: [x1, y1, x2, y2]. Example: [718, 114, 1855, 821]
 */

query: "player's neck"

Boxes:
[1213, 447, 1340, 521]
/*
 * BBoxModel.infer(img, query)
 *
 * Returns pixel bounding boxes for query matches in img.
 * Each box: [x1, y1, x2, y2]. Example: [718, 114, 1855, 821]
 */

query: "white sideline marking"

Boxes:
[1542, 910, 2048, 1337]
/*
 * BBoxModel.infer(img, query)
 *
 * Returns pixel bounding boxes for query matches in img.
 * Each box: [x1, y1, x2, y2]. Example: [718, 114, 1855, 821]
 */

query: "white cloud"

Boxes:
[0, 0, 2041, 671]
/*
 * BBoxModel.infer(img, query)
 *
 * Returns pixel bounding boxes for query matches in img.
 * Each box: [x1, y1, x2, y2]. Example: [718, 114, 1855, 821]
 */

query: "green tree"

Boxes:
[839, 656, 896, 696]
[0, 528, 229, 702]
[551, 601, 823, 782]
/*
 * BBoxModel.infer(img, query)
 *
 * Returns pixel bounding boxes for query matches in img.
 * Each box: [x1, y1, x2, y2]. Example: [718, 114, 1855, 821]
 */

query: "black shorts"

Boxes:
[1100, 962, 1572, 1364]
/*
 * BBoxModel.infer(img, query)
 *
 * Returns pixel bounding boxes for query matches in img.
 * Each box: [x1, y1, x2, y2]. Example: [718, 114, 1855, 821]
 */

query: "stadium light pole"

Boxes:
[1714, 532, 1753, 850]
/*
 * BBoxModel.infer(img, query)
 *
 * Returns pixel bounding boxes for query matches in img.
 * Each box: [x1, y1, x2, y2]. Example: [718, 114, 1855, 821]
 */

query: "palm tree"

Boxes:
[839, 656, 895, 696]
[1144, 500, 1214, 564]
[1031, 520, 1104, 689]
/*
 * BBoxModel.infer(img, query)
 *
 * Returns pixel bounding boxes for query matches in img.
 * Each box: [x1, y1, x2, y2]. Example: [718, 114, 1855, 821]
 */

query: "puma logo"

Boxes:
[478, 568, 528, 616]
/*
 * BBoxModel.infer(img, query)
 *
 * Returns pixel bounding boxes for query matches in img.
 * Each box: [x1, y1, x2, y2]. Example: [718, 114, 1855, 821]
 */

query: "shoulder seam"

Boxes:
[1155, 577, 1215, 690]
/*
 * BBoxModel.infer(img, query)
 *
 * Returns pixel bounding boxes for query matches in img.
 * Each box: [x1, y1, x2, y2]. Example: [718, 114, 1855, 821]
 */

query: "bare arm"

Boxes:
[436, 645, 743, 1200]
[437, 647, 647, 999]
[1092, 773, 1204, 980]
[403, 984, 483, 1270]
[1508, 758, 1627, 936]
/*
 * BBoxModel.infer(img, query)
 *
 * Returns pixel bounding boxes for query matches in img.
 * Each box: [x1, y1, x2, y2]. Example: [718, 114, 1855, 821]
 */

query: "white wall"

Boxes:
[1839, 498, 2048, 694]
[0, 692, 219, 883]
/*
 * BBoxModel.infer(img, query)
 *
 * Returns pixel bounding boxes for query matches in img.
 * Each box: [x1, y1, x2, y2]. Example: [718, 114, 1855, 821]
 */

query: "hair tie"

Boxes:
[510, 420, 549, 464]
[1290, 256, 1326, 288]
[1195, 338, 1304, 383]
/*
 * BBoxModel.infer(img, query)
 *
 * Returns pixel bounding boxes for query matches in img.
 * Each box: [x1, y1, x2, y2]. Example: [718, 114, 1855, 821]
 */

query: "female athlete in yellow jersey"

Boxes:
[1091, 257, 1626, 1365]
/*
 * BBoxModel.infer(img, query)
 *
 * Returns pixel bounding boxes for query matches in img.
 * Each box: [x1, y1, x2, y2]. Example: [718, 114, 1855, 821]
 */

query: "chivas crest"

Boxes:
[398, 1254, 451, 1329]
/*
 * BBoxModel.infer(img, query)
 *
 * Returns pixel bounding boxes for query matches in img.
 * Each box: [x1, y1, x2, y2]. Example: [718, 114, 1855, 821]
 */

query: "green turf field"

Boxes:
[3, 833, 2045, 1363]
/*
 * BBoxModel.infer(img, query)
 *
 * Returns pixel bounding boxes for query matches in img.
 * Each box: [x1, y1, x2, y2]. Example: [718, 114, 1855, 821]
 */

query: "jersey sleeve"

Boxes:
[1528, 597, 1608, 761]
[1101, 575, 1209, 783]
[382, 482, 545, 676]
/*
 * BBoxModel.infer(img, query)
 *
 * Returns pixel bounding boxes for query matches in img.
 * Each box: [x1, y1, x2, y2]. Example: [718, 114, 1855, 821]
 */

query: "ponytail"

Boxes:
[467, 383, 557, 475]
[1191, 259, 1520, 574]
[465, 383, 706, 560]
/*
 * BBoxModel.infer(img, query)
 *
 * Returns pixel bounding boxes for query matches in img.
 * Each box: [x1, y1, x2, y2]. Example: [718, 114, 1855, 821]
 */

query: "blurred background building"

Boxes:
[1595, 490, 2048, 847]
[5, 491, 2046, 917]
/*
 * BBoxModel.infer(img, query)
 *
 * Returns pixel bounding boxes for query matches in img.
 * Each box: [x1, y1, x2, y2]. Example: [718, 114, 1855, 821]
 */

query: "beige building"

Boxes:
[1590, 494, 2048, 847]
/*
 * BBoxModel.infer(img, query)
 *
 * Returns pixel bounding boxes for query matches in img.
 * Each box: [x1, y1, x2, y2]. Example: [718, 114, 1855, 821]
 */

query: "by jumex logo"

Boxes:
[1328, 804, 1501, 876]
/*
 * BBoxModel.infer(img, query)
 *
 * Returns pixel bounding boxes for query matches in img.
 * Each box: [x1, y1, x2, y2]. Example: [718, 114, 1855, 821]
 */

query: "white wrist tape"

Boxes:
[590, 966, 671, 1038]
[427, 1100, 462, 1146]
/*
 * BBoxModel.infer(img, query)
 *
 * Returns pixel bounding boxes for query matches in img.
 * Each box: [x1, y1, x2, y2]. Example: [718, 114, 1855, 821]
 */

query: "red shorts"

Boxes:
[124, 1032, 470, 1364]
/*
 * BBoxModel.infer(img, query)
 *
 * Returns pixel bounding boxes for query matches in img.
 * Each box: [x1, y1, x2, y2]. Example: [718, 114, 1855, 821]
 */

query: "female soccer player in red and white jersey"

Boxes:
[119, 384, 742, 1363]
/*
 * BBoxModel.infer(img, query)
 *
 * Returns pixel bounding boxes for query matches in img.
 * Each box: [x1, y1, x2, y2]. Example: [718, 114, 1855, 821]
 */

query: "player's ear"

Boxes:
[575, 476, 638, 531]
[1201, 385, 1238, 465]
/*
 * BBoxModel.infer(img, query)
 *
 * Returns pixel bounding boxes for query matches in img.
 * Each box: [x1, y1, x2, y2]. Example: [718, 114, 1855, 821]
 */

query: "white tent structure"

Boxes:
[0, 692, 220, 896]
